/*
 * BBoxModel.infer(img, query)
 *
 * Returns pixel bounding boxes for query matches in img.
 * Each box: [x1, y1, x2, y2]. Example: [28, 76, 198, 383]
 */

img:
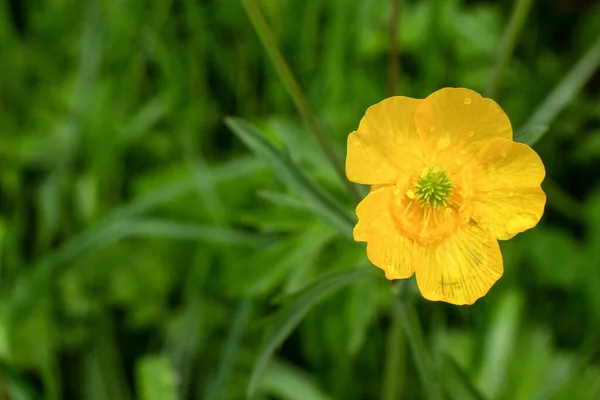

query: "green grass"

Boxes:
[1, 0, 600, 399]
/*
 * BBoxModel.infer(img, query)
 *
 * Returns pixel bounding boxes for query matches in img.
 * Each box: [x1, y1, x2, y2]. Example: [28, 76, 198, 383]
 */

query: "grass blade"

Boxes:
[485, 0, 534, 97]
[517, 37, 600, 145]
[239, 0, 360, 204]
[246, 267, 372, 399]
[225, 117, 354, 239]
[205, 299, 252, 400]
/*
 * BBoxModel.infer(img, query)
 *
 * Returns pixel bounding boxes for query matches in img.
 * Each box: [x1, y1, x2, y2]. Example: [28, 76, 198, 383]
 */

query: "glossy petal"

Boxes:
[346, 96, 423, 185]
[415, 221, 503, 305]
[354, 187, 414, 280]
[470, 138, 546, 240]
[414, 88, 512, 172]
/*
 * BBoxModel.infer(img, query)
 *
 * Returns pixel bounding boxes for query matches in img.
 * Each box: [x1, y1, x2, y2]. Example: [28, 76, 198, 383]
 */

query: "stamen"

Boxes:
[413, 166, 453, 208]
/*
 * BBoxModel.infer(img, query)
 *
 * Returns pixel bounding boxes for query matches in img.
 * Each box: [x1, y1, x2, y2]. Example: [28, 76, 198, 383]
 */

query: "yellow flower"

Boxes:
[346, 88, 546, 305]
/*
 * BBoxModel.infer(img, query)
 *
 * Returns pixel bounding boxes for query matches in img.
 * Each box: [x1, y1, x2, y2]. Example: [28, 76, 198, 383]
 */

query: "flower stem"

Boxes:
[388, 0, 402, 97]
[396, 283, 444, 400]
[381, 297, 405, 400]
[485, 0, 534, 98]
[240, 0, 361, 205]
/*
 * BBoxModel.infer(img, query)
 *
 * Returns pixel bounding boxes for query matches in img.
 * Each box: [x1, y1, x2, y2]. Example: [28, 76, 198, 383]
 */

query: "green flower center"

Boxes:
[414, 167, 453, 208]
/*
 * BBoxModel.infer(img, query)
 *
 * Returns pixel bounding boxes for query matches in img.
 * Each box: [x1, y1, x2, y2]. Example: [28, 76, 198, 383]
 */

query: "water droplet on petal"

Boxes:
[487, 162, 498, 180]
[463, 98, 472, 105]
[437, 134, 451, 150]
[455, 158, 463, 165]
[395, 136, 405, 145]
[459, 149, 466, 155]
[507, 215, 530, 235]
[500, 149, 508, 158]
[508, 191, 514, 198]
[467, 131, 475, 138]
[430, 126, 436, 133]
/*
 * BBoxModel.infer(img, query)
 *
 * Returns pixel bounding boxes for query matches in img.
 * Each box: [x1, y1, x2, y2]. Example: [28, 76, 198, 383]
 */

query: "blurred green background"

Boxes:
[1, 0, 600, 399]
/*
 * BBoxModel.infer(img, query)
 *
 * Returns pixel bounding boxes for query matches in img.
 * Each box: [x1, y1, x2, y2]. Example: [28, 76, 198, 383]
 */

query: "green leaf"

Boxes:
[135, 355, 177, 400]
[246, 267, 372, 399]
[225, 117, 354, 239]
[517, 37, 600, 145]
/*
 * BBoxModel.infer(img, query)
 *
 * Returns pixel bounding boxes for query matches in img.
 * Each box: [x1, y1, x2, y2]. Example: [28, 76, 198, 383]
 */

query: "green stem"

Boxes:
[381, 298, 405, 400]
[388, 0, 402, 97]
[240, 0, 361, 205]
[485, 0, 534, 98]
[396, 284, 444, 400]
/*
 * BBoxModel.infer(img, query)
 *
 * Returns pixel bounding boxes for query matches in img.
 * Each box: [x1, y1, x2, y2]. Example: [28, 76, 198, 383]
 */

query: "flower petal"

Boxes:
[470, 138, 546, 240]
[415, 221, 503, 305]
[414, 88, 512, 170]
[346, 96, 423, 185]
[354, 187, 414, 280]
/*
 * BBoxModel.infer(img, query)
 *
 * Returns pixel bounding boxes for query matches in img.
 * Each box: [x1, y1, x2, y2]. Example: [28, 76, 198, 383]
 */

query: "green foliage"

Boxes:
[0, 0, 600, 399]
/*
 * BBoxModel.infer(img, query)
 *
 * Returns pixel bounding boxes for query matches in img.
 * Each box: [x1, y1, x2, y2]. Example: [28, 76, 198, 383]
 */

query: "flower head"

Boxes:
[346, 88, 546, 305]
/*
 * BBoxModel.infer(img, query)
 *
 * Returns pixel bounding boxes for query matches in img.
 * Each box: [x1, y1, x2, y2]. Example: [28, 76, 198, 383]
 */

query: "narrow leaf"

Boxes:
[205, 300, 252, 400]
[246, 267, 372, 399]
[517, 37, 600, 145]
[225, 117, 354, 239]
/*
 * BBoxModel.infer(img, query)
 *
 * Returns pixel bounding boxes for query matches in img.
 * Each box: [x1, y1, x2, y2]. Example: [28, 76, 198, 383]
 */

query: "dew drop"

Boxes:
[467, 131, 475, 138]
[500, 148, 508, 158]
[486, 162, 498, 181]
[395, 136, 405, 145]
[430, 126, 436, 132]
[459, 149, 466, 155]
[455, 158, 463, 165]
[507, 215, 529, 235]
[463, 97, 472, 105]
[436, 134, 451, 150]
[508, 191, 514, 198]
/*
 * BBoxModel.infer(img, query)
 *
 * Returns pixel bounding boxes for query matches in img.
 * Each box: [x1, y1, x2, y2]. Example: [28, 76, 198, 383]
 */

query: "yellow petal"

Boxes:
[354, 187, 414, 280]
[470, 138, 546, 240]
[346, 96, 423, 185]
[414, 88, 512, 170]
[414, 221, 503, 305]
